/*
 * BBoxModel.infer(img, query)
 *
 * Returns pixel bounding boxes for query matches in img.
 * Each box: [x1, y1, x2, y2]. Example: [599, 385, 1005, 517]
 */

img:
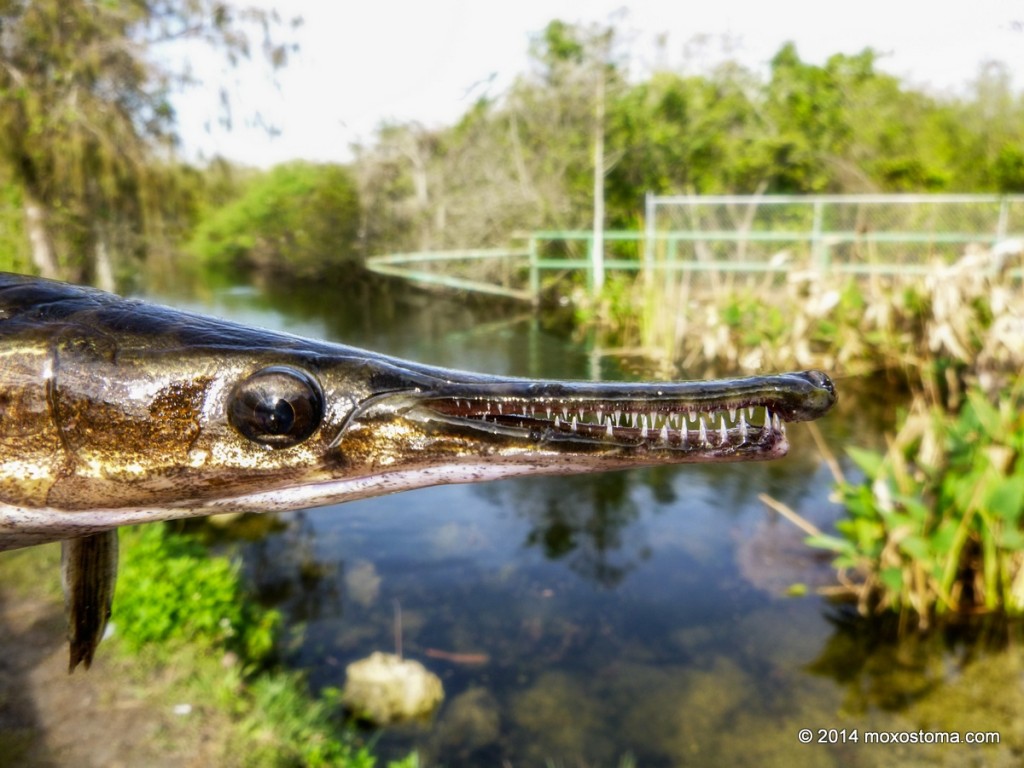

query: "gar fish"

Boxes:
[0, 272, 836, 669]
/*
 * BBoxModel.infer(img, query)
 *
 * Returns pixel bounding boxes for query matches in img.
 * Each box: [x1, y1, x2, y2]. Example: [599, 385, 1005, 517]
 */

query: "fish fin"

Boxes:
[61, 530, 119, 672]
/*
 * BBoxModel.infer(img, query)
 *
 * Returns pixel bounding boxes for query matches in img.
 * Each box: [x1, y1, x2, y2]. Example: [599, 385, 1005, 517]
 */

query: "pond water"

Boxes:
[153, 277, 1021, 767]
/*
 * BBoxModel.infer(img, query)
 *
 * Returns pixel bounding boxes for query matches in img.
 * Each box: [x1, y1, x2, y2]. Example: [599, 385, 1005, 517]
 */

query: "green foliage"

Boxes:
[0, 176, 31, 272]
[355, 32, 1024, 258]
[0, 0, 296, 281]
[228, 675, 379, 768]
[813, 388, 1024, 623]
[189, 162, 361, 279]
[114, 524, 280, 663]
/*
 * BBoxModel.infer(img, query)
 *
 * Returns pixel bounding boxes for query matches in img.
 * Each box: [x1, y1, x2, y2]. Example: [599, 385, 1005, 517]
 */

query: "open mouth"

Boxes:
[422, 397, 786, 451]
[348, 369, 835, 463]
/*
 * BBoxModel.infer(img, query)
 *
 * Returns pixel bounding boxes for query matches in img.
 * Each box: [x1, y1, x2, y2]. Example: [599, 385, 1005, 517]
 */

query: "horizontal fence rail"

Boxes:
[365, 194, 1024, 302]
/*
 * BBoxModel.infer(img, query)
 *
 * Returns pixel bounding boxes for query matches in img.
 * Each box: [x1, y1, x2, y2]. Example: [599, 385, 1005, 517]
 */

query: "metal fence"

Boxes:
[644, 193, 1024, 275]
[365, 194, 1024, 301]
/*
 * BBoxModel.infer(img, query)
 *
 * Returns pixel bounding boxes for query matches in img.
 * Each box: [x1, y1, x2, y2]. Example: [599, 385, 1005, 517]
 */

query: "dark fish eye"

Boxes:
[228, 366, 325, 448]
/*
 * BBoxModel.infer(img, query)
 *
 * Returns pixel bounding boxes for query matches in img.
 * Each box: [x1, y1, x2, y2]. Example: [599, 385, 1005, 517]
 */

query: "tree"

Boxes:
[0, 0, 296, 286]
[189, 162, 361, 278]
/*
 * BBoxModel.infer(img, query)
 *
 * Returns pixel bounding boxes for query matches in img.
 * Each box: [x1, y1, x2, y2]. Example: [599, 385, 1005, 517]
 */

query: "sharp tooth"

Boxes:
[554, 415, 561, 428]
[739, 410, 748, 441]
[728, 407, 736, 422]
[681, 423, 688, 446]
[613, 409, 621, 425]
[772, 412, 781, 431]
[571, 416, 578, 432]
[498, 403, 503, 415]
[606, 417, 614, 437]
[631, 412, 639, 428]
[698, 417, 707, 446]
[659, 424, 669, 443]
[669, 412, 679, 429]
[687, 411, 695, 424]
[747, 406, 755, 419]
[596, 409, 603, 424]
[562, 407, 569, 420]
[546, 406, 552, 419]
[719, 415, 728, 443]
[641, 419, 648, 439]
[523, 405, 528, 416]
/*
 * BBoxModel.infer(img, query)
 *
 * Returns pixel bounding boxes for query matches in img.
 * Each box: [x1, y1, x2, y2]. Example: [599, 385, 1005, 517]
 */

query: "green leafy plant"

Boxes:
[812, 386, 1024, 626]
[114, 524, 280, 663]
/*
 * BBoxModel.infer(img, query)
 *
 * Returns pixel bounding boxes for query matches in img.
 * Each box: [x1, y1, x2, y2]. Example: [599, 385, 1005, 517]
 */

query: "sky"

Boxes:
[172, 0, 1024, 168]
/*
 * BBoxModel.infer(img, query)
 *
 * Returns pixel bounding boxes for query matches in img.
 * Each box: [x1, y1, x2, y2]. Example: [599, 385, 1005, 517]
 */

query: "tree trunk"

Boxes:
[23, 195, 59, 278]
[94, 229, 115, 292]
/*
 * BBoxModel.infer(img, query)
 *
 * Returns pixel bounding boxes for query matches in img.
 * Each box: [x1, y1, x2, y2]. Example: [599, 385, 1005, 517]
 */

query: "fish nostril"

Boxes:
[805, 370, 835, 396]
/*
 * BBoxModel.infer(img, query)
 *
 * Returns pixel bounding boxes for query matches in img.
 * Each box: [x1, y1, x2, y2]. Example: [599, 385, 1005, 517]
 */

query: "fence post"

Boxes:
[811, 199, 828, 272]
[587, 233, 599, 295]
[644, 192, 655, 286]
[528, 234, 540, 305]
[996, 196, 1009, 241]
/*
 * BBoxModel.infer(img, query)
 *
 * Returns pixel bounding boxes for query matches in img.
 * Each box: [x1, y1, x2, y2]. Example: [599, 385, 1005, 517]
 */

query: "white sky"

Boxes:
[172, 0, 1024, 168]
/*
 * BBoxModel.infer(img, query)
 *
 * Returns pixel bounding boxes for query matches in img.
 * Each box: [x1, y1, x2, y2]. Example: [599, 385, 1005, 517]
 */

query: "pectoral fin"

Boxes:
[61, 531, 119, 672]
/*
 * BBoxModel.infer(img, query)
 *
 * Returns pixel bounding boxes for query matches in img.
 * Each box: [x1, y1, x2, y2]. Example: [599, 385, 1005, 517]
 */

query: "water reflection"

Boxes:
[478, 472, 648, 587]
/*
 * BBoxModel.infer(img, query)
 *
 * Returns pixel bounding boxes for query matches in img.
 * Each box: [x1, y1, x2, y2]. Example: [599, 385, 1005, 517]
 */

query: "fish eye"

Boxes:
[228, 366, 325, 448]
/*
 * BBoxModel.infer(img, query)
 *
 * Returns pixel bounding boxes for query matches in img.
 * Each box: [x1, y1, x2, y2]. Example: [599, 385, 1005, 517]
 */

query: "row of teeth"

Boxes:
[456, 401, 784, 445]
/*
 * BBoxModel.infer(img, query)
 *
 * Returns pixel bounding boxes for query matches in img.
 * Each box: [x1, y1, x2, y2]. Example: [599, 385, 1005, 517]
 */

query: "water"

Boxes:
[153, 277, 1020, 766]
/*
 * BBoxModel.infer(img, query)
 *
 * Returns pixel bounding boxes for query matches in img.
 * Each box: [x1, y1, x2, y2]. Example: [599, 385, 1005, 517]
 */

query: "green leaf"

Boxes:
[899, 534, 932, 562]
[999, 527, 1024, 550]
[880, 567, 904, 594]
[984, 476, 1024, 523]
[846, 446, 885, 479]
[966, 389, 1003, 440]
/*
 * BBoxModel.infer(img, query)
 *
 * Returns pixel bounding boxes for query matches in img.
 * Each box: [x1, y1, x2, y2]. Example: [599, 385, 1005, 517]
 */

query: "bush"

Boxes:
[189, 162, 361, 278]
[812, 387, 1024, 626]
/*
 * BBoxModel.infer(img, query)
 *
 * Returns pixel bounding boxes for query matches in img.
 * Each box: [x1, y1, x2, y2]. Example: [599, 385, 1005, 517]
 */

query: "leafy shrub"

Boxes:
[812, 387, 1024, 626]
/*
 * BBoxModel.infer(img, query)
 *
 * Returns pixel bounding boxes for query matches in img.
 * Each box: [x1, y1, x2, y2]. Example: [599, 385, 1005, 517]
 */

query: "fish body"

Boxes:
[0, 272, 837, 667]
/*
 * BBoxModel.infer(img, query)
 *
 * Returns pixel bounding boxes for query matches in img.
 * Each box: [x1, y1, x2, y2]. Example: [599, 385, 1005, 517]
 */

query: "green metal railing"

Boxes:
[365, 194, 1024, 302]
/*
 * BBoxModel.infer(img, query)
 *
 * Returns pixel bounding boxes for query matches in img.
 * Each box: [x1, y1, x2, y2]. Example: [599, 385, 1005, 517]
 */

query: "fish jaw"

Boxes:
[327, 368, 836, 470]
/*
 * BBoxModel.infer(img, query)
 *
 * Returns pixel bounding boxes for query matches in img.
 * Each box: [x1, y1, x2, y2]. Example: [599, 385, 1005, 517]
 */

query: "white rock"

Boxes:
[342, 652, 444, 724]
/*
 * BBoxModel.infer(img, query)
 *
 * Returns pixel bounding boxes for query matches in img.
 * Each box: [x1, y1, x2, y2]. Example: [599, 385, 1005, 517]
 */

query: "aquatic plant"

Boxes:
[809, 386, 1024, 627]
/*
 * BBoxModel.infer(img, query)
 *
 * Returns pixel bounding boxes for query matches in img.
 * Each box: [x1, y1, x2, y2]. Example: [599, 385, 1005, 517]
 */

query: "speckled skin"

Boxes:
[0, 273, 837, 551]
